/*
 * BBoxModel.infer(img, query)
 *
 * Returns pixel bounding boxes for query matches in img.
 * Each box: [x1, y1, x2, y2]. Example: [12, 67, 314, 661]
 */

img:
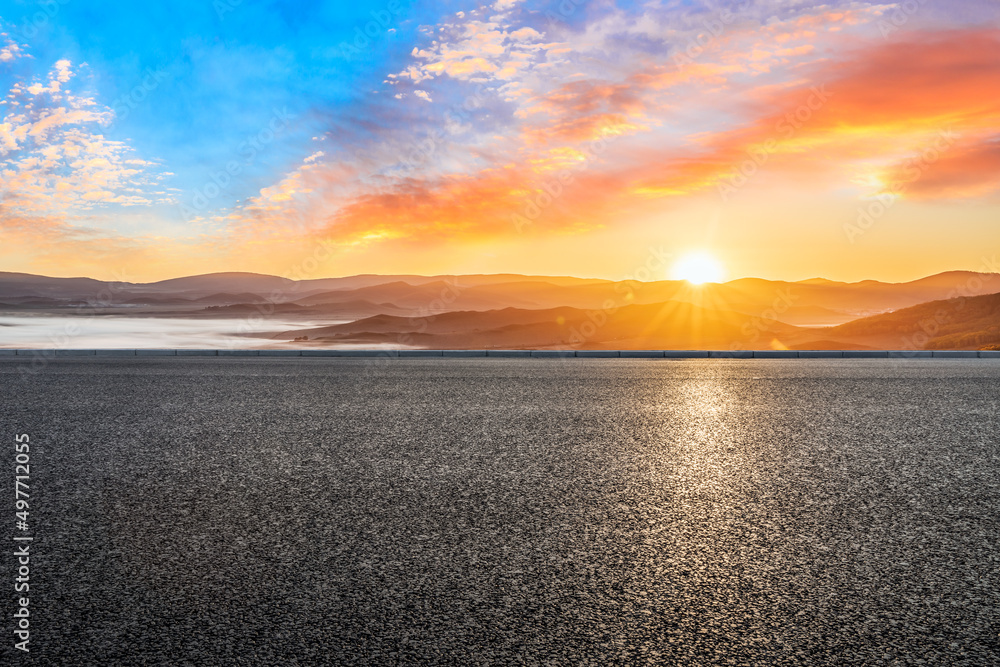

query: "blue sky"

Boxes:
[2, 0, 1000, 282]
[2, 0, 444, 216]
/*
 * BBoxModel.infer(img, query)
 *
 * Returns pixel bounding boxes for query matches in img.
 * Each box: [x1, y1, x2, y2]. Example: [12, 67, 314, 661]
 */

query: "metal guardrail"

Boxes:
[1, 350, 997, 358]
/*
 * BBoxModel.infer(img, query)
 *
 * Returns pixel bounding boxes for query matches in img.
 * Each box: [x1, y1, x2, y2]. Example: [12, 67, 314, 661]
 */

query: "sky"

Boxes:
[1, 0, 999, 283]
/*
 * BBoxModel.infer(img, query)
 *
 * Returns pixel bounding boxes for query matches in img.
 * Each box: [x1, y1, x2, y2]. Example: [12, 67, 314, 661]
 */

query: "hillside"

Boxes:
[274, 301, 802, 350]
[3, 270, 999, 350]
[825, 292, 1000, 350]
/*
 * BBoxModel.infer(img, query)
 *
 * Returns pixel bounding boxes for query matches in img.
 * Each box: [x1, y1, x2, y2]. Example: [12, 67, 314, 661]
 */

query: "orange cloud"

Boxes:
[881, 135, 1000, 200]
[0, 207, 144, 272]
[634, 29, 1000, 200]
[221, 26, 1000, 270]
[787, 29, 1000, 131]
[0, 204, 228, 281]
[522, 80, 649, 143]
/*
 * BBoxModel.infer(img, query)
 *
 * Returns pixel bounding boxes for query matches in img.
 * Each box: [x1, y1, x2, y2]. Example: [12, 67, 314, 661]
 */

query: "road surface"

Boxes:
[2, 358, 998, 665]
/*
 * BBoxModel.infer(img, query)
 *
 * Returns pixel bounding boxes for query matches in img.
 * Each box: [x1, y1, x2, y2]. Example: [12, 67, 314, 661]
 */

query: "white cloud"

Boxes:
[509, 27, 541, 42]
[493, 0, 522, 11]
[388, 8, 565, 87]
[0, 59, 171, 214]
[0, 33, 26, 62]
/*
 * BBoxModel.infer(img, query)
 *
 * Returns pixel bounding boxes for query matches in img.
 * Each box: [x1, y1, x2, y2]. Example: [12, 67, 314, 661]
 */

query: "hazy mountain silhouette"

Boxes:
[2, 270, 998, 349]
[275, 301, 800, 350]
[822, 292, 1000, 350]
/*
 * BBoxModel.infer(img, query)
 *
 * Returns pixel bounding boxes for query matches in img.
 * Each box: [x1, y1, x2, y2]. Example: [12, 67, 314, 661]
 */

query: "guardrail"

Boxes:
[1, 350, 998, 358]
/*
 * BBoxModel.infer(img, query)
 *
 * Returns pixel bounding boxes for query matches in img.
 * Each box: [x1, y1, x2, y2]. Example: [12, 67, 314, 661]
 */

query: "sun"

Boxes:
[671, 252, 725, 285]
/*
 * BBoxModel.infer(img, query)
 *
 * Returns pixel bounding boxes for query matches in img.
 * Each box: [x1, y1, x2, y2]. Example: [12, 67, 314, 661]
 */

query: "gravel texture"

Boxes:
[2, 358, 999, 665]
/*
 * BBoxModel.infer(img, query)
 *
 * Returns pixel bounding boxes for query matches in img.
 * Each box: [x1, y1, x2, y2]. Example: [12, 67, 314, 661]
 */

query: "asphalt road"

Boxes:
[2, 358, 999, 665]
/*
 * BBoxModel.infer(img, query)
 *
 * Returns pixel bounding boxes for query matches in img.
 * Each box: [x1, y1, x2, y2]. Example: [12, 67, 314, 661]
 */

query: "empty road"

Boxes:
[2, 358, 998, 665]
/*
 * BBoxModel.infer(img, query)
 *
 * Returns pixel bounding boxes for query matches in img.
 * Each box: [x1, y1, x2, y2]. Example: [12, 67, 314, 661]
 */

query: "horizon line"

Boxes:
[3, 268, 998, 288]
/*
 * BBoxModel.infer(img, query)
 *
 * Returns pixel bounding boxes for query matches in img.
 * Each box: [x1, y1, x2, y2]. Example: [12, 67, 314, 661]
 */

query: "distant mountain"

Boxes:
[276, 272, 1000, 324]
[3, 270, 997, 318]
[823, 292, 1000, 350]
[788, 340, 877, 351]
[3, 270, 1000, 350]
[190, 292, 268, 305]
[274, 301, 801, 350]
[134, 272, 292, 295]
[0, 271, 610, 301]
[199, 299, 410, 319]
[0, 272, 124, 299]
[137, 272, 612, 296]
[714, 272, 1000, 316]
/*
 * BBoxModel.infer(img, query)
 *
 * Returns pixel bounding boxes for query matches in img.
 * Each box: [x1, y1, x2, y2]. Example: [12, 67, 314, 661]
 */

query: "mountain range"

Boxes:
[1, 270, 998, 350]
